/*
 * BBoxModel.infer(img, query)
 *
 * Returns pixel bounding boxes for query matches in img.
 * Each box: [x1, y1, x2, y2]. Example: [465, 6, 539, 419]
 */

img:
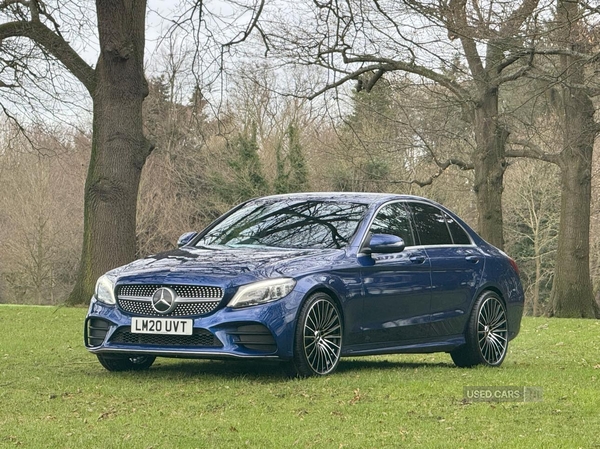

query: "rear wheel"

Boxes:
[288, 293, 343, 377]
[96, 354, 156, 372]
[451, 291, 508, 368]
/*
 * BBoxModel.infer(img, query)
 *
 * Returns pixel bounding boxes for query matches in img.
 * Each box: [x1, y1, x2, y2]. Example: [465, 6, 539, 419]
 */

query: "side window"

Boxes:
[408, 202, 452, 246]
[445, 213, 472, 245]
[369, 203, 416, 247]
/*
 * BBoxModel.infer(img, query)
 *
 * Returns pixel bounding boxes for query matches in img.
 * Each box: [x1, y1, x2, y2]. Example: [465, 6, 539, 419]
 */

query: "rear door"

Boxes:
[406, 202, 484, 337]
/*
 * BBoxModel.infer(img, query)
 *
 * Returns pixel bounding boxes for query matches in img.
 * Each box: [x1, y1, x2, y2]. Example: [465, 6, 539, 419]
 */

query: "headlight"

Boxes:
[94, 275, 116, 305]
[228, 278, 296, 309]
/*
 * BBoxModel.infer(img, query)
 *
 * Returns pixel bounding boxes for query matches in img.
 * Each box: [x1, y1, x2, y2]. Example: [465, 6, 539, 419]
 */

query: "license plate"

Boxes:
[131, 317, 193, 335]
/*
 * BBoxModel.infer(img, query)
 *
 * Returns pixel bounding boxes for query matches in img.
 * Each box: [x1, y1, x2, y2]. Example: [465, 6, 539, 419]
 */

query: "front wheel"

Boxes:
[451, 291, 508, 368]
[288, 293, 343, 377]
[96, 354, 156, 372]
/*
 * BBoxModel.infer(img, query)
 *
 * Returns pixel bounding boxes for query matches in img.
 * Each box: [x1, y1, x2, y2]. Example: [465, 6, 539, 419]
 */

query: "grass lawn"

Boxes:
[0, 305, 599, 448]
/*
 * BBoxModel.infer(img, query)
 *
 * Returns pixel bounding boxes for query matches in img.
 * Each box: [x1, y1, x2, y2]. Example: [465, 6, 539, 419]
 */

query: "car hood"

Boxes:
[112, 246, 344, 287]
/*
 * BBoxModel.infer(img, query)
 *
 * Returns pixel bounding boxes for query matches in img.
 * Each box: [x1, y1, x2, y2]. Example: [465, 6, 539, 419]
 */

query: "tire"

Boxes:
[96, 354, 156, 372]
[287, 293, 343, 377]
[451, 291, 508, 368]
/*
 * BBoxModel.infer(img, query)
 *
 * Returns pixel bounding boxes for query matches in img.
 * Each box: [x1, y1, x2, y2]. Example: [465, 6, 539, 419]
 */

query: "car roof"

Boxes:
[252, 192, 433, 206]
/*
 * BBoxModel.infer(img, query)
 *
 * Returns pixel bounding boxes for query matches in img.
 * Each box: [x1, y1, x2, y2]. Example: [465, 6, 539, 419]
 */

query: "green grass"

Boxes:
[1, 305, 599, 448]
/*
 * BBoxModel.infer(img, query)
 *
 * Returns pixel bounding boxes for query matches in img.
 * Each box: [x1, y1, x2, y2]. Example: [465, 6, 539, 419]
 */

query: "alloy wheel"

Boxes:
[477, 295, 508, 365]
[302, 298, 342, 375]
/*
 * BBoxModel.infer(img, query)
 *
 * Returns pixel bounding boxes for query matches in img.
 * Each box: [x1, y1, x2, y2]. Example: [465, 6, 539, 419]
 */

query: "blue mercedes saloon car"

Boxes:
[85, 193, 524, 376]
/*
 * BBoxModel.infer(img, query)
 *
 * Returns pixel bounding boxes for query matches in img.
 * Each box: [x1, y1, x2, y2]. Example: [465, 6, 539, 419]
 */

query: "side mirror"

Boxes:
[363, 234, 405, 255]
[177, 231, 198, 247]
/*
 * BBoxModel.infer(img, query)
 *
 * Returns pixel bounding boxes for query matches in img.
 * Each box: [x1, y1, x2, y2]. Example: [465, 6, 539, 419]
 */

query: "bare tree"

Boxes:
[545, 0, 598, 317]
[504, 160, 559, 316]
[0, 126, 87, 304]
[0, 0, 151, 304]
[1, 0, 267, 304]
[268, 0, 599, 316]
[266, 0, 546, 249]
[506, 0, 600, 317]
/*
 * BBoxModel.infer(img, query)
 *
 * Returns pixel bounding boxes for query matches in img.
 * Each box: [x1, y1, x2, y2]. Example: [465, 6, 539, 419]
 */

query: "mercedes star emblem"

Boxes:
[151, 287, 177, 314]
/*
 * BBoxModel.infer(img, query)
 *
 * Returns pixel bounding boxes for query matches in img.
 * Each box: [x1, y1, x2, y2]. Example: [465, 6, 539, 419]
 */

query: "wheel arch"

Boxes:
[287, 283, 345, 376]
[480, 285, 506, 306]
[288, 282, 347, 351]
[477, 283, 524, 341]
[299, 285, 346, 329]
[461, 285, 508, 336]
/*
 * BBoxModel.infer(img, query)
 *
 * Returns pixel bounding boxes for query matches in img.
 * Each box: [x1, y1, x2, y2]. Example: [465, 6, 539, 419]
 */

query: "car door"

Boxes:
[406, 202, 484, 337]
[358, 202, 432, 345]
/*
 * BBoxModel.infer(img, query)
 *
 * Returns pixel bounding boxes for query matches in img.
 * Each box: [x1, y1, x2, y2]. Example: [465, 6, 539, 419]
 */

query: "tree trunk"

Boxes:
[548, 0, 598, 318]
[472, 88, 508, 250]
[550, 155, 595, 317]
[67, 0, 151, 305]
[533, 239, 541, 316]
[548, 108, 596, 317]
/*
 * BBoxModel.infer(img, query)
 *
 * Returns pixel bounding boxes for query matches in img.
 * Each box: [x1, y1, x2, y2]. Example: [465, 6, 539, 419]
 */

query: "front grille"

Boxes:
[116, 284, 223, 317]
[118, 298, 221, 317]
[110, 327, 223, 347]
[118, 284, 223, 299]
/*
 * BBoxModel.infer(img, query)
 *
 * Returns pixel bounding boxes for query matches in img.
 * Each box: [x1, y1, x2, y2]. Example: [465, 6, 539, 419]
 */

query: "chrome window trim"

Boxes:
[442, 211, 475, 246]
[359, 199, 476, 252]
[405, 200, 476, 247]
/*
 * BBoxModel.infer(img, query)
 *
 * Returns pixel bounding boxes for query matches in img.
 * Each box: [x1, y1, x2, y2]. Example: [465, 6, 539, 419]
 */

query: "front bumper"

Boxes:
[84, 291, 304, 361]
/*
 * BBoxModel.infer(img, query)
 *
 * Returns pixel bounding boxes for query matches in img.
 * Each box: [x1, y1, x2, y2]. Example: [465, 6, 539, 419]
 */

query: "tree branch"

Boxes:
[494, 51, 534, 85]
[339, 53, 471, 101]
[0, 20, 96, 93]
[534, 47, 598, 60]
[0, 0, 28, 9]
[0, 80, 18, 88]
[223, 0, 265, 48]
[506, 139, 561, 165]
[524, 72, 600, 96]
[306, 64, 388, 100]
[499, 0, 540, 38]
[444, 0, 486, 81]
[0, 101, 36, 148]
[388, 157, 474, 188]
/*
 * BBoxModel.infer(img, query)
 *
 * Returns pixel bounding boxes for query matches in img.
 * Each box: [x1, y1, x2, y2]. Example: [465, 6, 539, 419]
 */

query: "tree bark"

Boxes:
[547, 0, 598, 318]
[67, 0, 151, 305]
[472, 88, 508, 249]
[550, 154, 595, 317]
[549, 102, 596, 317]
[533, 234, 541, 316]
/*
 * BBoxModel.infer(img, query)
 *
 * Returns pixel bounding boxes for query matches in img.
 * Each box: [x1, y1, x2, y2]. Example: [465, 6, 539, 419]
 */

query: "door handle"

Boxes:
[409, 255, 426, 264]
[465, 256, 480, 264]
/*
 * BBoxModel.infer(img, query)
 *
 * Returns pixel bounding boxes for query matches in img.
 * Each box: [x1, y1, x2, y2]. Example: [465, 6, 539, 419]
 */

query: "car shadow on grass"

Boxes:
[336, 357, 456, 374]
[101, 356, 457, 381]
[151, 358, 288, 381]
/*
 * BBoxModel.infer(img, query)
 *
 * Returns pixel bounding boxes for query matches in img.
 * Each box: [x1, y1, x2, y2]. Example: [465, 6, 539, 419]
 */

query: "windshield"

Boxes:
[196, 199, 368, 250]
